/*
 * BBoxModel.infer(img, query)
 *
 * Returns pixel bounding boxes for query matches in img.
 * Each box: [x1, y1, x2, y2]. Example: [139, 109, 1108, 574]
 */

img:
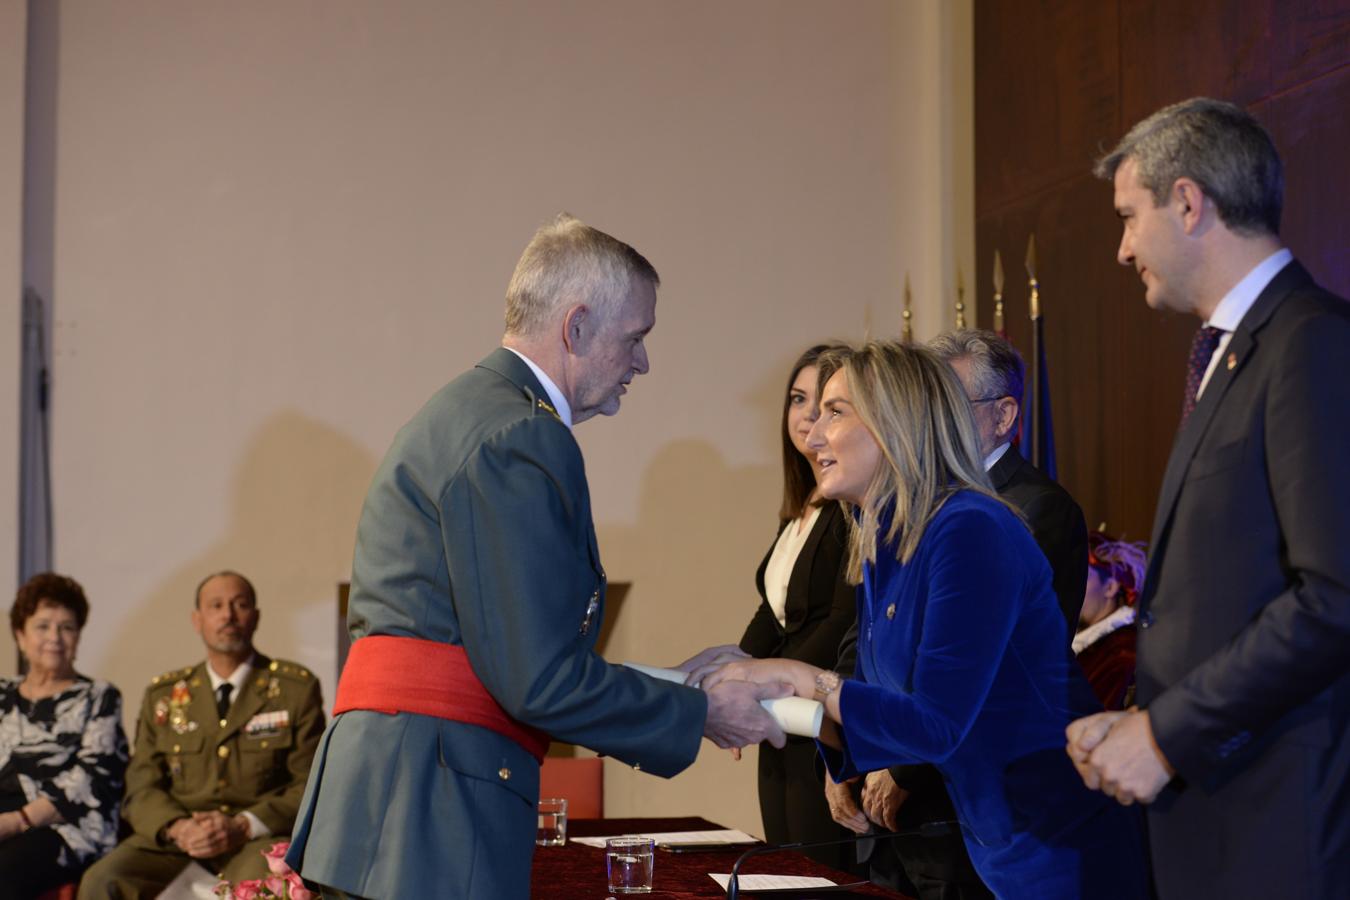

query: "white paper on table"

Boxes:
[624, 663, 824, 738]
[571, 828, 758, 849]
[709, 873, 839, 890]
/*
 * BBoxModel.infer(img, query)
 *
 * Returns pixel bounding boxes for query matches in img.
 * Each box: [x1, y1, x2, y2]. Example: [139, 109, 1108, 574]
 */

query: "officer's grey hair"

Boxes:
[1094, 97, 1283, 237]
[503, 213, 660, 338]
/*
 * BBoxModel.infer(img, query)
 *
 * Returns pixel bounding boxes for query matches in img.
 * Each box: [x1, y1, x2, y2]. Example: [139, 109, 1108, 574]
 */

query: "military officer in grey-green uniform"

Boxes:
[78, 571, 326, 900]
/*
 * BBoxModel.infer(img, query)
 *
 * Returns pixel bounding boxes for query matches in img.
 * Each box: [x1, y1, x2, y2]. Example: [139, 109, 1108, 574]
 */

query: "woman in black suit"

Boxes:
[738, 344, 857, 868]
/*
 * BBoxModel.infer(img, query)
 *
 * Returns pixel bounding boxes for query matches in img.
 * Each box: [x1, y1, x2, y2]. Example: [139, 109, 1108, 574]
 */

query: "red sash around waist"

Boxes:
[333, 635, 549, 763]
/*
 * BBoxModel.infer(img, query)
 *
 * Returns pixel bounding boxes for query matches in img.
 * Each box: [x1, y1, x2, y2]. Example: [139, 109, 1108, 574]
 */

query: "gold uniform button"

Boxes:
[269, 660, 279, 672]
[172, 744, 181, 754]
[217, 746, 230, 759]
[219, 719, 228, 728]
[498, 767, 511, 781]
[260, 740, 269, 749]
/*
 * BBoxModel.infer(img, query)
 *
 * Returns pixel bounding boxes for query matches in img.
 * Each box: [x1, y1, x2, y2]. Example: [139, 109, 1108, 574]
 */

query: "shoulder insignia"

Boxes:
[536, 397, 561, 422]
[150, 665, 196, 688]
[268, 659, 314, 682]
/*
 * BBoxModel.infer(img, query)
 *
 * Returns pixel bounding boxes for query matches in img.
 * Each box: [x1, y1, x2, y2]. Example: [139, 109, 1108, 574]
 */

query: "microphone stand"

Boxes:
[726, 821, 959, 899]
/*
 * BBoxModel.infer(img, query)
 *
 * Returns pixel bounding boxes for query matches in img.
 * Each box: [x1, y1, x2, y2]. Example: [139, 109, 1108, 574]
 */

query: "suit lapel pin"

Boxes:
[1226, 352, 1237, 371]
[885, 603, 896, 620]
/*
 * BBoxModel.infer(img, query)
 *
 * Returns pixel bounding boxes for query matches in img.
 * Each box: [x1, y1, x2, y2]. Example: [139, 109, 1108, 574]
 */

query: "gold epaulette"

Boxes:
[149, 665, 195, 687]
[266, 658, 315, 682]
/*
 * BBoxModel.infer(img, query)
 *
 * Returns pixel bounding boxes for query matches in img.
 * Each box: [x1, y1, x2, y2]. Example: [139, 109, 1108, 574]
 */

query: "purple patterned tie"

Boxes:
[1181, 325, 1224, 426]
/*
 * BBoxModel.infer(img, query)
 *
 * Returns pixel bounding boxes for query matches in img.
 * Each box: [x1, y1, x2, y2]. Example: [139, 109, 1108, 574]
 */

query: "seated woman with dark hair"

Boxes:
[699, 341, 1146, 899]
[1073, 531, 1146, 711]
[0, 573, 129, 899]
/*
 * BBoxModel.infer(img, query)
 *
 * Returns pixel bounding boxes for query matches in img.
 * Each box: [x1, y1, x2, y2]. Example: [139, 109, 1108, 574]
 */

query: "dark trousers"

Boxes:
[758, 738, 858, 872]
[868, 832, 993, 900]
[0, 826, 80, 900]
[862, 765, 993, 900]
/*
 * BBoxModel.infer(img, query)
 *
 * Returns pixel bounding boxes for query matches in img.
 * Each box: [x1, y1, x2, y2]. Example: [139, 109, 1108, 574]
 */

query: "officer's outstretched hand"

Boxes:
[702, 679, 790, 752]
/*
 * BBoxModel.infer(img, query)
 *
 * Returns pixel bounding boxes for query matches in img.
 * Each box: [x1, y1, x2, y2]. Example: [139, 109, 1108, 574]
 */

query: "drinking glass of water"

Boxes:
[605, 836, 655, 893]
[536, 798, 568, 846]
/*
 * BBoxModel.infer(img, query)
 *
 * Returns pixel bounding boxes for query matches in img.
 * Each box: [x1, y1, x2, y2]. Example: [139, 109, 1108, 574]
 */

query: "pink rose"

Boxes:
[287, 872, 316, 900]
[264, 876, 289, 896]
[232, 879, 263, 900]
[263, 840, 293, 876]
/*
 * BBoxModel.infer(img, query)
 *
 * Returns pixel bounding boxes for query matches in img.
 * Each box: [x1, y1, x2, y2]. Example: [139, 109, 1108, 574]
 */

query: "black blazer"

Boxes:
[1137, 261, 1350, 898]
[739, 501, 857, 672]
[987, 446, 1089, 631]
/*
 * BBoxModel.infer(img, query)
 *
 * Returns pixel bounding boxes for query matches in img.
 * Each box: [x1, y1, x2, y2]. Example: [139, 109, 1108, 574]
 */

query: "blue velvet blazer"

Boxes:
[821, 491, 1147, 899]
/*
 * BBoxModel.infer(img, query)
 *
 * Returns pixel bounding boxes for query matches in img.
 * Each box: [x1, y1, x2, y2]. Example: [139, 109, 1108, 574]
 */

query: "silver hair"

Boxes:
[1094, 97, 1283, 236]
[503, 213, 660, 337]
[927, 328, 1025, 410]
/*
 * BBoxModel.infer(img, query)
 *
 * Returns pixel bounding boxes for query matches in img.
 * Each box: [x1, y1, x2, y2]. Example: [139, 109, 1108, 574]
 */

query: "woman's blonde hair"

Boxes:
[819, 340, 1020, 582]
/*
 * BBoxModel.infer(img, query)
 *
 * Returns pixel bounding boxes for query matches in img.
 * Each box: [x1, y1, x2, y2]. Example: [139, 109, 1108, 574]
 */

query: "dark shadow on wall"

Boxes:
[592, 351, 799, 667]
[107, 410, 377, 697]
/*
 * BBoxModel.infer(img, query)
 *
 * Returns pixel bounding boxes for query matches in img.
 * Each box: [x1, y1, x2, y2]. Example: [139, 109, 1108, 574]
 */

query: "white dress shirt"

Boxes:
[205, 656, 269, 839]
[505, 347, 574, 429]
[1196, 248, 1293, 399]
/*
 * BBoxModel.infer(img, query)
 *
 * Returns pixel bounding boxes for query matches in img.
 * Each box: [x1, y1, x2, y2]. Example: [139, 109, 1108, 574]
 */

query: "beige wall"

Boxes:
[34, 0, 972, 836]
[1, 0, 26, 674]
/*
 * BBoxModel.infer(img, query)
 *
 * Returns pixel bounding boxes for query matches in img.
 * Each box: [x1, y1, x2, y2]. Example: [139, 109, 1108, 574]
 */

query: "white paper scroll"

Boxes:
[624, 662, 824, 738]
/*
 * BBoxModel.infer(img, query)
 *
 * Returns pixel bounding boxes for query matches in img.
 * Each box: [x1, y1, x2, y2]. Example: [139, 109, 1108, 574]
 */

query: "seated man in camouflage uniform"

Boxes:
[78, 571, 325, 899]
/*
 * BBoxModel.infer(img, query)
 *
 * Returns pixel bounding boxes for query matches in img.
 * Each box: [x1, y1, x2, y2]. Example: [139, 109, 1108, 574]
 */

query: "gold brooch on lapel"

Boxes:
[537, 398, 561, 422]
[1226, 352, 1237, 371]
[886, 603, 896, 620]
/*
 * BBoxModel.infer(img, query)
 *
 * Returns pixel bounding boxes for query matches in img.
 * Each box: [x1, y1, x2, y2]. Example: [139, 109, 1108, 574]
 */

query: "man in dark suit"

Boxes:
[830, 329, 1089, 900]
[937, 329, 1089, 630]
[284, 214, 787, 899]
[1068, 98, 1350, 899]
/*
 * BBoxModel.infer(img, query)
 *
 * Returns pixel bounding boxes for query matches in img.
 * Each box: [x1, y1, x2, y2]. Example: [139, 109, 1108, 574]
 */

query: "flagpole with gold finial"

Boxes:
[902, 273, 913, 343]
[1025, 234, 1042, 468]
[955, 267, 966, 329]
[992, 250, 1005, 336]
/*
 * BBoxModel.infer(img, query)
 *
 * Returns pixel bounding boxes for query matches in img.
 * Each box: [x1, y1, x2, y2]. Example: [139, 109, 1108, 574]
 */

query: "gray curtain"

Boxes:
[19, 287, 51, 581]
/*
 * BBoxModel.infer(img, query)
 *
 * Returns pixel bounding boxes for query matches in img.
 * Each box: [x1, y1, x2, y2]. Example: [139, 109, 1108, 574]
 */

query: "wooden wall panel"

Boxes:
[976, 174, 1191, 540]
[1255, 66, 1350, 297]
[1118, 0, 1273, 123]
[975, 0, 1349, 549]
[1269, 0, 1350, 90]
[974, 0, 1118, 214]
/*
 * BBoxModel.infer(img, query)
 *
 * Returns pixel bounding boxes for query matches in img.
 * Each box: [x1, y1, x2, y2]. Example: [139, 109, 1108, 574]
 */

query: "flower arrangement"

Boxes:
[213, 841, 315, 900]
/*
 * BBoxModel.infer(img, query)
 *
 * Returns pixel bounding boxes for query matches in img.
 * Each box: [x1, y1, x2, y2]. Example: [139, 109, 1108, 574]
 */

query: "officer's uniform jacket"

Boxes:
[123, 653, 326, 841]
[286, 348, 707, 899]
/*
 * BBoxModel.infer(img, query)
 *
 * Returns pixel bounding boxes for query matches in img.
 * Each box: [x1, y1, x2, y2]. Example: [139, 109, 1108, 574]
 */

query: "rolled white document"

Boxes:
[624, 662, 824, 738]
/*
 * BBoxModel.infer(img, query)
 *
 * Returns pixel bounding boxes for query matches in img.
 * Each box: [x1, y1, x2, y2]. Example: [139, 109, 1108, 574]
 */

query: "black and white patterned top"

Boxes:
[0, 675, 129, 869]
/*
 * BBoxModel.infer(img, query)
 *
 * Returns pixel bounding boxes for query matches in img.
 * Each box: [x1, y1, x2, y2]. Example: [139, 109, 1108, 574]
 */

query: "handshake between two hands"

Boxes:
[667, 644, 828, 758]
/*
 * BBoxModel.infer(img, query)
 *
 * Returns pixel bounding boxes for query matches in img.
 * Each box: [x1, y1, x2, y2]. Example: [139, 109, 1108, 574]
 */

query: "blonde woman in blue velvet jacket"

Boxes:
[699, 341, 1147, 899]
